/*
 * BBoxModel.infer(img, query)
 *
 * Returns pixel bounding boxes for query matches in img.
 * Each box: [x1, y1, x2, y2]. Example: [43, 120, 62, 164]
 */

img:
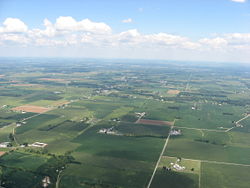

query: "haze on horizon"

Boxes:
[0, 0, 249, 63]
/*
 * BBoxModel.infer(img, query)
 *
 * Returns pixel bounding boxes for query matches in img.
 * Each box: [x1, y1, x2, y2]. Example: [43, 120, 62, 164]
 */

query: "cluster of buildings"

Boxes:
[98, 126, 117, 135]
[98, 127, 122, 136]
[171, 162, 186, 171]
[30, 142, 48, 148]
[170, 129, 182, 136]
[42, 176, 51, 188]
[163, 158, 186, 172]
[0, 142, 11, 148]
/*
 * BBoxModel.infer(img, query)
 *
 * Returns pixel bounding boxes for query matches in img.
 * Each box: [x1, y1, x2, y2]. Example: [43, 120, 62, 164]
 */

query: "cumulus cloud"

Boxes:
[0, 33, 29, 44]
[122, 18, 133, 23]
[199, 37, 228, 49]
[55, 16, 111, 34]
[0, 18, 28, 33]
[231, 0, 247, 3]
[0, 16, 250, 62]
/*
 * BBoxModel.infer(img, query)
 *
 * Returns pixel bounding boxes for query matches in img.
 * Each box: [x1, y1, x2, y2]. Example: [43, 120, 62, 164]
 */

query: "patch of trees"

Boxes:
[180, 92, 227, 98]
[223, 112, 233, 116]
[194, 139, 226, 146]
[168, 106, 180, 110]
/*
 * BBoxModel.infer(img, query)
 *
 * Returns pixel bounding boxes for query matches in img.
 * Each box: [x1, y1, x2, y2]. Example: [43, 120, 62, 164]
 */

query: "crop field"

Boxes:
[0, 151, 5, 157]
[11, 105, 51, 113]
[136, 119, 174, 126]
[201, 162, 250, 188]
[167, 90, 181, 95]
[0, 58, 250, 187]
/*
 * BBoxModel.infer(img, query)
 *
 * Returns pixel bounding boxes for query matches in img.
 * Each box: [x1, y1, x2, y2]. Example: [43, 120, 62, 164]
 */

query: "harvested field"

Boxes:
[12, 105, 50, 113]
[11, 84, 40, 87]
[167, 90, 180, 95]
[39, 78, 68, 83]
[136, 119, 174, 126]
[0, 151, 6, 157]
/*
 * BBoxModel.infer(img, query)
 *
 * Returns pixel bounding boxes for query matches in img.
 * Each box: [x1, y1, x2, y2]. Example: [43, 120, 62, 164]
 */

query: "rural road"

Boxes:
[225, 114, 250, 132]
[55, 170, 63, 188]
[147, 126, 173, 188]
[185, 73, 192, 91]
[174, 126, 225, 133]
[236, 114, 250, 125]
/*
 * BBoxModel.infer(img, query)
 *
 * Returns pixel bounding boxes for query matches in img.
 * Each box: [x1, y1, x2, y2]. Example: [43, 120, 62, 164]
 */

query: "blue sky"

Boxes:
[0, 0, 249, 62]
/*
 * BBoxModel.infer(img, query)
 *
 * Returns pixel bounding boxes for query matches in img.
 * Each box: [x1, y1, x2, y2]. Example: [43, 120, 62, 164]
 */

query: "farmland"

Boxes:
[0, 58, 250, 187]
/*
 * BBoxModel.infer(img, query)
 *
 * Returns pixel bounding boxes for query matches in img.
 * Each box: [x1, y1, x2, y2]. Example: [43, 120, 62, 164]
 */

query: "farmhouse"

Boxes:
[170, 129, 182, 136]
[16, 122, 22, 127]
[0, 142, 11, 148]
[98, 127, 116, 134]
[98, 127, 122, 135]
[42, 176, 51, 188]
[30, 142, 48, 148]
[173, 163, 185, 171]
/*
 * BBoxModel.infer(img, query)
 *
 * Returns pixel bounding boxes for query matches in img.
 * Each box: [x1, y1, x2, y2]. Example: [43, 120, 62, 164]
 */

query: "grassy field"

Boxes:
[165, 128, 250, 164]
[201, 162, 250, 188]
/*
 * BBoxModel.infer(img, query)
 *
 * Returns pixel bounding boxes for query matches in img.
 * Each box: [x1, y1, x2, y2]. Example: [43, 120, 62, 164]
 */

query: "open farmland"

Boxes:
[11, 105, 51, 113]
[136, 119, 174, 126]
[0, 58, 250, 188]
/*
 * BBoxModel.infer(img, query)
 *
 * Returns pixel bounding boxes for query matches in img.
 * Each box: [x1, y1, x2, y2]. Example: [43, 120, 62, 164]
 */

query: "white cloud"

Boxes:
[0, 33, 29, 44]
[55, 16, 78, 31]
[122, 18, 133, 23]
[55, 16, 111, 34]
[199, 37, 228, 49]
[28, 19, 56, 38]
[0, 16, 250, 63]
[145, 33, 187, 46]
[231, 0, 247, 3]
[0, 18, 28, 33]
[78, 18, 112, 34]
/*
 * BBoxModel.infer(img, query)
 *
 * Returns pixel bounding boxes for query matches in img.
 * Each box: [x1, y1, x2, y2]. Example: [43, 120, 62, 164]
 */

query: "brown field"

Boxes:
[39, 78, 68, 83]
[167, 89, 180, 95]
[0, 151, 6, 157]
[136, 119, 174, 126]
[12, 105, 50, 113]
[11, 84, 40, 87]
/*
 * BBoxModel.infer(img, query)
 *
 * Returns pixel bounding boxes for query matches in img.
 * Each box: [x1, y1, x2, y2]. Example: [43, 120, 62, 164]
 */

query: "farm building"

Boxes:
[170, 129, 182, 136]
[16, 122, 22, 127]
[0, 142, 11, 148]
[42, 176, 51, 188]
[173, 163, 185, 171]
[30, 142, 48, 148]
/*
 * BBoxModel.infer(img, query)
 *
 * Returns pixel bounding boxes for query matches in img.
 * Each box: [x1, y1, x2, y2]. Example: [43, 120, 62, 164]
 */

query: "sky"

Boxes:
[0, 0, 249, 63]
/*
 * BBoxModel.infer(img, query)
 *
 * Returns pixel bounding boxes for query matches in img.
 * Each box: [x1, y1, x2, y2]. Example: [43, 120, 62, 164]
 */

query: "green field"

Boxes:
[0, 58, 250, 187]
[201, 162, 250, 188]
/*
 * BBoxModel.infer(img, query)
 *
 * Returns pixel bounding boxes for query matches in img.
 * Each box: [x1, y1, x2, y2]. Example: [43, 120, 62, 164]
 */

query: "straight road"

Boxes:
[147, 126, 173, 188]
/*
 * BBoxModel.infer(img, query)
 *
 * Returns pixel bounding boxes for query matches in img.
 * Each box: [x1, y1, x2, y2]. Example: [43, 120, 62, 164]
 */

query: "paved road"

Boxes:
[147, 126, 173, 188]
[236, 114, 250, 125]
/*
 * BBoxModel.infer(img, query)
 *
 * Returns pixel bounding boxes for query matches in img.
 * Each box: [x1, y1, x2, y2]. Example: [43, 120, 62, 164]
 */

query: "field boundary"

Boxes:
[164, 156, 250, 167]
